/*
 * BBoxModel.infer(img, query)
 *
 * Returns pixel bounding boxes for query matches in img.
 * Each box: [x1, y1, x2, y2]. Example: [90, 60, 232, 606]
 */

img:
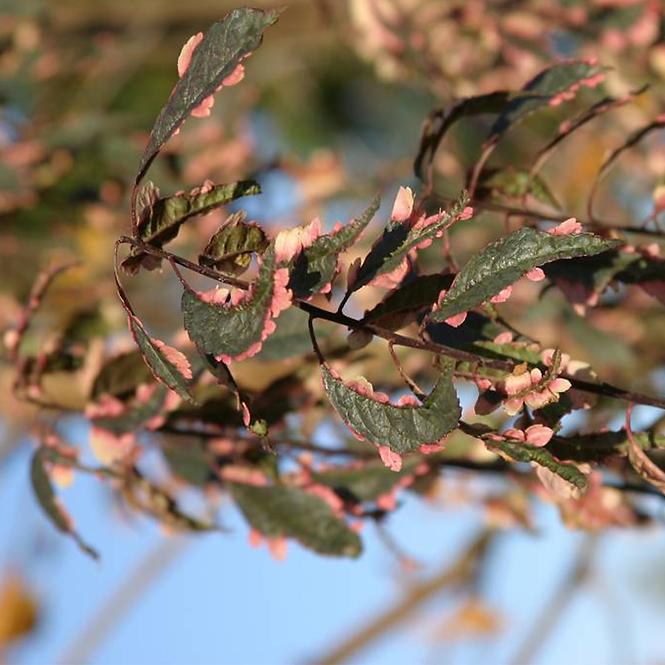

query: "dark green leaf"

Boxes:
[429, 228, 619, 323]
[362, 273, 454, 330]
[230, 483, 362, 557]
[30, 448, 98, 559]
[92, 383, 168, 436]
[136, 8, 279, 183]
[182, 246, 287, 361]
[425, 311, 506, 352]
[549, 429, 665, 463]
[472, 340, 542, 364]
[321, 358, 460, 455]
[487, 439, 588, 490]
[351, 194, 468, 294]
[487, 60, 605, 143]
[544, 249, 636, 308]
[161, 438, 213, 486]
[312, 459, 421, 502]
[289, 197, 380, 298]
[199, 210, 268, 276]
[123, 180, 260, 273]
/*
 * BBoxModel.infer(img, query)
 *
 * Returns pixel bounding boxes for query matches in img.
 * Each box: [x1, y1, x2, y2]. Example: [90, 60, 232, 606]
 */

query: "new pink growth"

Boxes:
[445, 311, 467, 328]
[490, 285, 513, 304]
[419, 442, 444, 454]
[151, 338, 193, 379]
[89, 427, 136, 465]
[432, 289, 467, 327]
[503, 424, 553, 447]
[219, 465, 268, 486]
[376, 489, 397, 511]
[305, 483, 345, 515]
[378, 445, 403, 472]
[493, 332, 514, 345]
[526, 267, 545, 282]
[274, 217, 322, 263]
[241, 402, 251, 427]
[391, 186, 414, 222]
[548, 217, 582, 236]
[248, 528, 263, 548]
[548, 70, 605, 107]
[268, 537, 288, 561]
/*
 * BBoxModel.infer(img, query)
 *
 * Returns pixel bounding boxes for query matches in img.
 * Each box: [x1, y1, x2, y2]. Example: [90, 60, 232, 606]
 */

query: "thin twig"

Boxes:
[314, 531, 492, 665]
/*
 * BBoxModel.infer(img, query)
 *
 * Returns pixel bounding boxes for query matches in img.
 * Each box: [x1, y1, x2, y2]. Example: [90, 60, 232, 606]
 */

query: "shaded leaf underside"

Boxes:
[230, 483, 362, 557]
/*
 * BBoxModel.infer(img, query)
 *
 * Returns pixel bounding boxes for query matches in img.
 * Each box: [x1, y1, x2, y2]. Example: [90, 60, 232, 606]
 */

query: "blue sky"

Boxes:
[3, 423, 665, 665]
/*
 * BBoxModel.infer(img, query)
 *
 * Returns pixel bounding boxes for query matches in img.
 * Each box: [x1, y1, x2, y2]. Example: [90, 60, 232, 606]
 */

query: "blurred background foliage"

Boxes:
[3, 0, 665, 663]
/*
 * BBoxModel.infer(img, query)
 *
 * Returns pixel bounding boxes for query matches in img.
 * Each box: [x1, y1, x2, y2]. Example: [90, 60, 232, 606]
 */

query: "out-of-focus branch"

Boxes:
[509, 536, 598, 665]
[56, 537, 188, 665]
[314, 530, 492, 665]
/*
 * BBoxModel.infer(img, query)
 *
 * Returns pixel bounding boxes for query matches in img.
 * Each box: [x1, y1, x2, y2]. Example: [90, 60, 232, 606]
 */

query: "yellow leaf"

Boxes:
[0, 572, 39, 647]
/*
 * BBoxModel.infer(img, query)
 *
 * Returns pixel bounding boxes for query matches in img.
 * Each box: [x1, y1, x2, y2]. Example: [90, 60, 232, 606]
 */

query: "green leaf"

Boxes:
[361, 273, 454, 330]
[91, 351, 153, 400]
[472, 340, 542, 364]
[30, 448, 98, 559]
[487, 60, 605, 143]
[161, 438, 212, 486]
[487, 439, 588, 490]
[351, 194, 468, 294]
[312, 459, 421, 502]
[429, 228, 619, 323]
[321, 358, 460, 455]
[136, 8, 279, 183]
[198, 210, 268, 276]
[123, 180, 260, 273]
[230, 483, 362, 557]
[128, 315, 194, 403]
[255, 307, 318, 361]
[288, 197, 380, 298]
[182, 246, 287, 361]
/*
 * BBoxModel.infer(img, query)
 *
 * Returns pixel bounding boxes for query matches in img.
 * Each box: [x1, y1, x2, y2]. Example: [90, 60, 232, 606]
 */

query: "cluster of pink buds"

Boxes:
[503, 350, 572, 415]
